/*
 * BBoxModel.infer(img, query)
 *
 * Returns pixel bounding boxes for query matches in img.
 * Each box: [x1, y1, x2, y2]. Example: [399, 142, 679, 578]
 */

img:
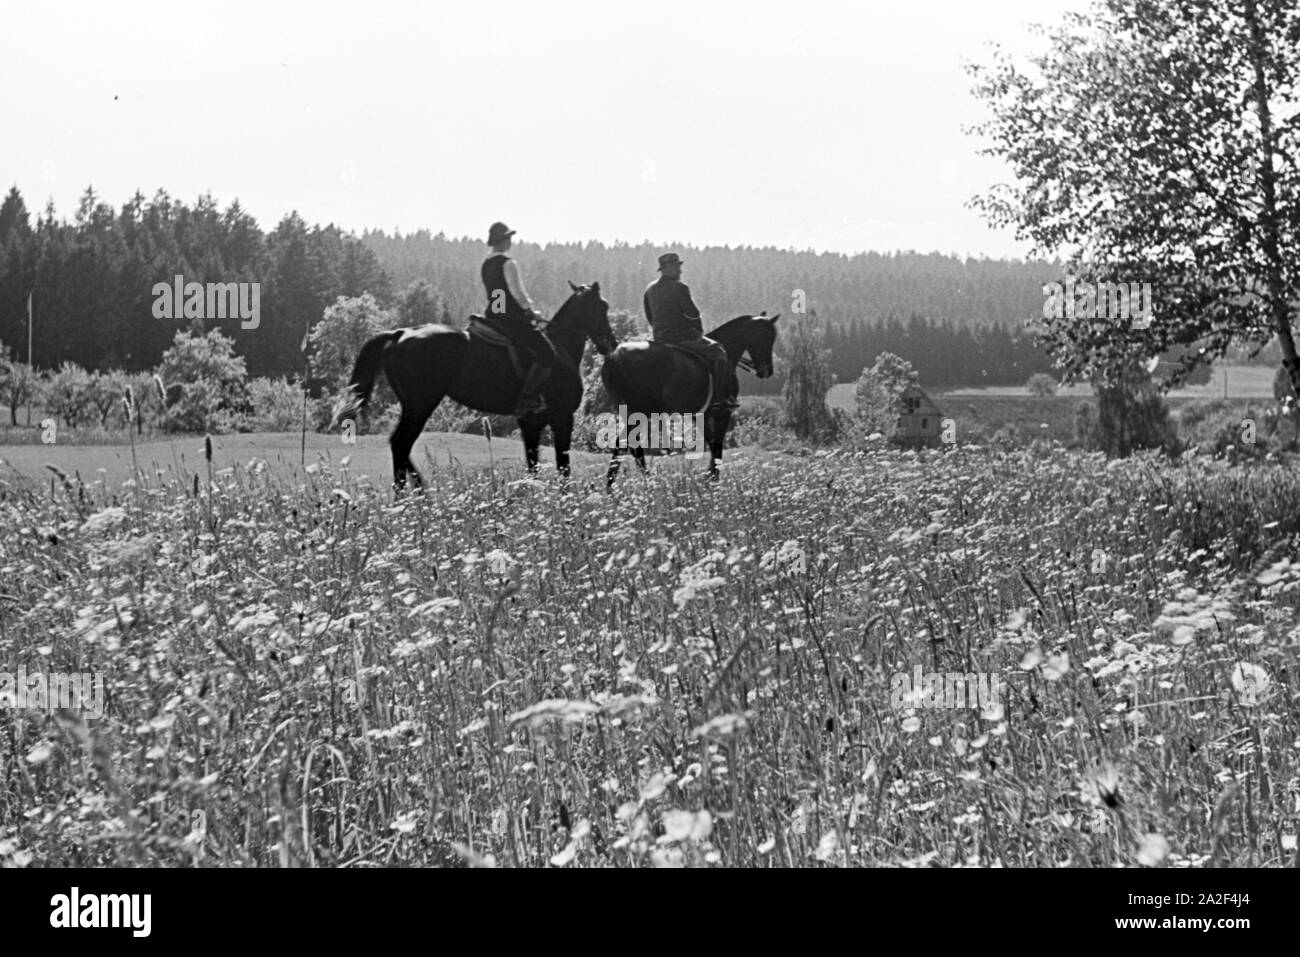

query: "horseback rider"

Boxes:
[481, 221, 556, 416]
[643, 252, 736, 412]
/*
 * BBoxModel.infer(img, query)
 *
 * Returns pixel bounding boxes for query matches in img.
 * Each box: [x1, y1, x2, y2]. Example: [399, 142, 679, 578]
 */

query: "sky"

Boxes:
[1, 0, 1083, 259]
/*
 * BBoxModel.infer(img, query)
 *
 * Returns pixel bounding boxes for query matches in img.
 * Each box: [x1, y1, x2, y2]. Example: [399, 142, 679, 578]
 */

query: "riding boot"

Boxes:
[514, 362, 551, 417]
[708, 355, 737, 413]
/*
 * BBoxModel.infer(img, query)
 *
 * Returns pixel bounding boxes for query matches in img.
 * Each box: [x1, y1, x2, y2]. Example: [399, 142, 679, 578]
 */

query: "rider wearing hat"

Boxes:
[643, 252, 736, 412]
[482, 222, 556, 417]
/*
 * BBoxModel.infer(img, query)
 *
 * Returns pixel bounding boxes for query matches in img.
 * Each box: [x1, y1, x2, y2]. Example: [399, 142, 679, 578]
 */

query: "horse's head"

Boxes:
[563, 279, 618, 355]
[744, 311, 779, 378]
[706, 312, 780, 377]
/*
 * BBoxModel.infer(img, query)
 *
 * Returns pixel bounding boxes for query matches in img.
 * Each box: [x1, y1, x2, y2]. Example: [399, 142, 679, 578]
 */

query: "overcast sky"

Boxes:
[2, 0, 1082, 258]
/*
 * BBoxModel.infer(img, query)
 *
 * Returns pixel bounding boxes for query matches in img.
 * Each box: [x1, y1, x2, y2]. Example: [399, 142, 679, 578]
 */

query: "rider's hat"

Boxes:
[487, 222, 516, 246]
[657, 252, 684, 270]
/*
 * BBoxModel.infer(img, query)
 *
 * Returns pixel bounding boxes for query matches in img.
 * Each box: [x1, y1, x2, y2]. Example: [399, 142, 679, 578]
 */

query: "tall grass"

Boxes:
[0, 446, 1296, 867]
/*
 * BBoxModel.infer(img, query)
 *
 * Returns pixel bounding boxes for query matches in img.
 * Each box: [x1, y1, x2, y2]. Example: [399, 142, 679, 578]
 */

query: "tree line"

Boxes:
[359, 228, 1061, 334]
[0, 183, 1238, 398]
[0, 184, 1092, 391]
[0, 186, 391, 378]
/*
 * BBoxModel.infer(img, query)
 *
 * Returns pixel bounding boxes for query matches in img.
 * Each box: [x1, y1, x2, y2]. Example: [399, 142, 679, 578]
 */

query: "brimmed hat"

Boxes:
[488, 222, 516, 245]
[657, 252, 684, 270]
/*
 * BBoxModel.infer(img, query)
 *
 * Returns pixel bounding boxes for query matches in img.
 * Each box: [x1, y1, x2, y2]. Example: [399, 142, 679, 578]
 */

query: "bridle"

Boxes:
[540, 294, 615, 353]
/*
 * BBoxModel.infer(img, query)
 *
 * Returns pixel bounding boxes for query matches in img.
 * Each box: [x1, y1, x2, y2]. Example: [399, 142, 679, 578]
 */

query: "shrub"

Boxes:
[44, 362, 97, 428]
[157, 329, 249, 433]
[991, 423, 1022, 450]
[781, 311, 837, 441]
[425, 401, 517, 439]
[126, 371, 169, 435]
[245, 377, 309, 432]
[850, 352, 919, 447]
[174, 379, 244, 434]
[366, 401, 402, 436]
[729, 396, 797, 450]
[1178, 400, 1272, 460]
[1092, 365, 1180, 458]
[850, 374, 898, 445]
[1026, 373, 1057, 396]
[310, 294, 397, 410]
[1177, 398, 1231, 432]
[572, 363, 614, 450]
[0, 346, 36, 426]
[85, 370, 132, 428]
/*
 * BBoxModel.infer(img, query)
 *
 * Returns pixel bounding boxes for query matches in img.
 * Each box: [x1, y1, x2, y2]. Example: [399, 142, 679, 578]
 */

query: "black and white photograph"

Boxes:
[0, 0, 1294, 935]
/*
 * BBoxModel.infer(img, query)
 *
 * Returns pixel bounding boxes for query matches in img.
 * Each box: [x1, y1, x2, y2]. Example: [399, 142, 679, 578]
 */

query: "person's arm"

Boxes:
[643, 288, 654, 326]
[503, 259, 536, 314]
[680, 284, 704, 333]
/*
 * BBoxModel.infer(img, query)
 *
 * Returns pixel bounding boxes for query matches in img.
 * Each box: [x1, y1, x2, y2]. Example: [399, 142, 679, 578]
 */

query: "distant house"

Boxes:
[893, 384, 944, 448]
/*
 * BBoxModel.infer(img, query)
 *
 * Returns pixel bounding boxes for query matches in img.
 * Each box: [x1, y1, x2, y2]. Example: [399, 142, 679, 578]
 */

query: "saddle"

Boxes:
[620, 339, 715, 413]
[661, 341, 712, 371]
[467, 315, 529, 378]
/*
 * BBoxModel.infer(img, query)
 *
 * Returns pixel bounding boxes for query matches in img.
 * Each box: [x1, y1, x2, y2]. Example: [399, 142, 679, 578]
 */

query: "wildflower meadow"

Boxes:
[1, 444, 1296, 867]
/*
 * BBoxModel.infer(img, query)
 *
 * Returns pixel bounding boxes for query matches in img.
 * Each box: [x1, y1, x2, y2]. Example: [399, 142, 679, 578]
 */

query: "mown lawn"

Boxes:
[1, 445, 1297, 867]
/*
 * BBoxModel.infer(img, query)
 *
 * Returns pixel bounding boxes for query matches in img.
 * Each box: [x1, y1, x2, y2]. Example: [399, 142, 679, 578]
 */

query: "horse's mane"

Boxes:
[706, 314, 758, 339]
[550, 284, 596, 325]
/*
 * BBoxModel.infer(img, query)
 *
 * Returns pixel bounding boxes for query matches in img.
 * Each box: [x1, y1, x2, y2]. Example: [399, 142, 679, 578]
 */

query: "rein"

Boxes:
[542, 298, 609, 358]
[708, 315, 764, 374]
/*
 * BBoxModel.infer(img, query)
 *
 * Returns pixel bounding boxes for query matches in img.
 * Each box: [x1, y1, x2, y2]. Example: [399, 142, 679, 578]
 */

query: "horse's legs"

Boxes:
[390, 396, 440, 492]
[552, 413, 574, 478]
[390, 414, 420, 491]
[406, 454, 425, 488]
[624, 414, 649, 474]
[519, 418, 543, 473]
[706, 409, 731, 479]
[606, 448, 624, 488]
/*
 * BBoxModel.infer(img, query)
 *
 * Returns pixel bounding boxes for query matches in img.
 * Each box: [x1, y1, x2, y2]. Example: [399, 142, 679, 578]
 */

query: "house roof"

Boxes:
[899, 384, 943, 416]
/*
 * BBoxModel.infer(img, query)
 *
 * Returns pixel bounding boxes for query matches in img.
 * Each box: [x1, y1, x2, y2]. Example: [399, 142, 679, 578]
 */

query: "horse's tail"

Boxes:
[330, 330, 402, 429]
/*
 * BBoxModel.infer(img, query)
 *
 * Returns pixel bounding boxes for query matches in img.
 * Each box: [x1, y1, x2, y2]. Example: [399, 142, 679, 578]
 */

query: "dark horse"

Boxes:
[332, 282, 617, 488]
[601, 313, 779, 484]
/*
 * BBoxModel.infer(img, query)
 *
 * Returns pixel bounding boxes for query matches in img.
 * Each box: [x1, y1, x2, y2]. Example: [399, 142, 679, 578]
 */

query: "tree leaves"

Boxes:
[970, 0, 1300, 392]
